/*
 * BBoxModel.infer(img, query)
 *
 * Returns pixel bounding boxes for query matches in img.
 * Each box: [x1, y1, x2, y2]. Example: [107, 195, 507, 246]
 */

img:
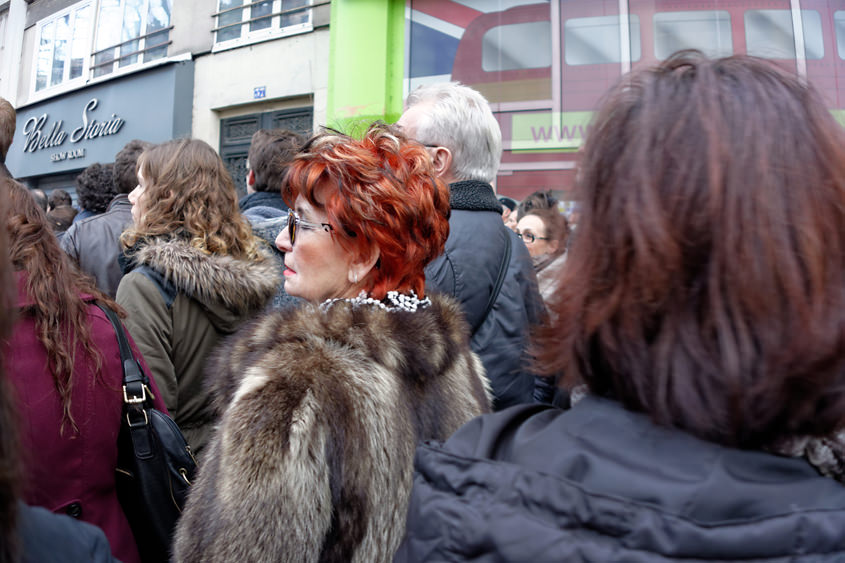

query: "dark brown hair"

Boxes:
[517, 189, 557, 220]
[0, 178, 19, 563]
[5, 178, 121, 433]
[113, 139, 152, 195]
[75, 162, 115, 214]
[0, 97, 14, 164]
[45, 205, 77, 233]
[537, 51, 845, 448]
[248, 129, 304, 193]
[47, 189, 72, 211]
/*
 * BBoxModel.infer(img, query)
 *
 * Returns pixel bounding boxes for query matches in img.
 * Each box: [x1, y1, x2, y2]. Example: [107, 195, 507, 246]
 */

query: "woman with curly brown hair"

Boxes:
[2, 177, 165, 563]
[116, 138, 279, 459]
[173, 124, 489, 563]
[397, 52, 845, 561]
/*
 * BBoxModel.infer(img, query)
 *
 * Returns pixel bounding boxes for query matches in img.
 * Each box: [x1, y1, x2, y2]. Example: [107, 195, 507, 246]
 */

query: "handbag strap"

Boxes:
[95, 303, 151, 410]
[472, 228, 512, 335]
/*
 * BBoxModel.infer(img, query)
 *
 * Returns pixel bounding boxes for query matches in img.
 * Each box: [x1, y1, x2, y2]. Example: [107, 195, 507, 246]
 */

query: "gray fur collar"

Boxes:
[207, 293, 492, 418]
[129, 237, 280, 314]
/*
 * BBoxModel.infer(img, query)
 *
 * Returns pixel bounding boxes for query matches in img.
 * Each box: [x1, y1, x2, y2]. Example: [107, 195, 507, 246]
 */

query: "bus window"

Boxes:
[653, 11, 733, 60]
[835, 11, 845, 60]
[745, 10, 824, 59]
[483, 21, 551, 72]
[564, 15, 641, 66]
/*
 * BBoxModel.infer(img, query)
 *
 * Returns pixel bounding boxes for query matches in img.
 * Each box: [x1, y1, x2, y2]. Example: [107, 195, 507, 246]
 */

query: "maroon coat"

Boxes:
[6, 272, 167, 563]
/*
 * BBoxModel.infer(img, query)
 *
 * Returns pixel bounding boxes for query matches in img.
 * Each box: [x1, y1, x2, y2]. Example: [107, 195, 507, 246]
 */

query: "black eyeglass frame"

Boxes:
[287, 209, 333, 245]
[515, 232, 550, 244]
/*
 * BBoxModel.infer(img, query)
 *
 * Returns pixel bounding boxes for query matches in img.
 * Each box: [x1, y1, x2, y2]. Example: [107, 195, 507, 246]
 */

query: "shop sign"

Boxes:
[20, 98, 125, 162]
[50, 148, 86, 162]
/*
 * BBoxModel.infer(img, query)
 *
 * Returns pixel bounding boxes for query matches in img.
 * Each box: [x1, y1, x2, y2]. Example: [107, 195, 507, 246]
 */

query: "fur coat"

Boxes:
[173, 294, 491, 563]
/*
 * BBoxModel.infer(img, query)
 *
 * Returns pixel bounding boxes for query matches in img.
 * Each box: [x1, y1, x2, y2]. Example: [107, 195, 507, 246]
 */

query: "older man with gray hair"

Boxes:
[397, 82, 543, 410]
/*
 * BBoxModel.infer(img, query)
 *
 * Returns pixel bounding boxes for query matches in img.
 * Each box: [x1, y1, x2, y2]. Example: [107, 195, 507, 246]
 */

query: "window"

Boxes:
[835, 11, 845, 60]
[91, 0, 172, 77]
[745, 10, 823, 59]
[214, 0, 311, 46]
[564, 15, 641, 66]
[34, 3, 92, 92]
[654, 11, 732, 60]
[482, 22, 551, 72]
[31, 0, 171, 93]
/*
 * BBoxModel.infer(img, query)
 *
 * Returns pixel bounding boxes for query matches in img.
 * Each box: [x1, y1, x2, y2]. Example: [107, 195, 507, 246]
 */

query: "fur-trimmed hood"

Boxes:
[124, 237, 280, 330]
[174, 293, 490, 563]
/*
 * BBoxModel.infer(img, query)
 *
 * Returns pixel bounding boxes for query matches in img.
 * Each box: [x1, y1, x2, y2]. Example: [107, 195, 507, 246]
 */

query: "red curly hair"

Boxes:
[283, 123, 450, 300]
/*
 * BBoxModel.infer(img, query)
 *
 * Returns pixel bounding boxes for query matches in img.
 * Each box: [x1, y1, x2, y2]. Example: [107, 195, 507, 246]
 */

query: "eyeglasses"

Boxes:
[516, 232, 549, 244]
[287, 209, 333, 245]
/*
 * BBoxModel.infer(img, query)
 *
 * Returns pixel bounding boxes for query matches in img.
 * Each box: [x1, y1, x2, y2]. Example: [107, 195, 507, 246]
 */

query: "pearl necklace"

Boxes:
[320, 290, 431, 313]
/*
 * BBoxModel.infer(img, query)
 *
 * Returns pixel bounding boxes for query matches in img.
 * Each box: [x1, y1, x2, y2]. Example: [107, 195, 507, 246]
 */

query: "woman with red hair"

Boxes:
[174, 123, 490, 563]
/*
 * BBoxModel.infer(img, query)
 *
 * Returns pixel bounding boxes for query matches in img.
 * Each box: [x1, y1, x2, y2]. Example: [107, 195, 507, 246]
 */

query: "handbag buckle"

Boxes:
[123, 384, 147, 404]
[126, 409, 149, 428]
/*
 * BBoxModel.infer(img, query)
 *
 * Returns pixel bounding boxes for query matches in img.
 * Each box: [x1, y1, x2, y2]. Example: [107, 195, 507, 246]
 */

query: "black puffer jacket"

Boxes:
[425, 180, 543, 410]
[396, 397, 845, 562]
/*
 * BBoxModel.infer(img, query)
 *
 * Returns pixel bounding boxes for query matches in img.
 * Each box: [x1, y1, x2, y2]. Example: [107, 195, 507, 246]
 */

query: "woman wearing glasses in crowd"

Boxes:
[2, 177, 165, 563]
[116, 139, 279, 459]
[515, 208, 569, 306]
[174, 124, 490, 563]
[397, 52, 845, 561]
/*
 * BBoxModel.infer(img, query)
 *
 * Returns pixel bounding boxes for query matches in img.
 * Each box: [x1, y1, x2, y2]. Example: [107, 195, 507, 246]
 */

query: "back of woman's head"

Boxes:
[539, 51, 845, 448]
[122, 138, 261, 260]
[284, 123, 451, 300]
[5, 177, 117, 433]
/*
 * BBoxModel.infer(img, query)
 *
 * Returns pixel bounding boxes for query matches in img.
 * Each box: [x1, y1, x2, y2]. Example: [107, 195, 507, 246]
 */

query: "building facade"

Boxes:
[3, 0, 329, 198]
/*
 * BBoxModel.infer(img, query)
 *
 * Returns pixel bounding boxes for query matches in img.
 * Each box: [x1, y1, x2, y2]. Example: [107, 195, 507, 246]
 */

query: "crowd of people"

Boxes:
[0, 49, 844, 562]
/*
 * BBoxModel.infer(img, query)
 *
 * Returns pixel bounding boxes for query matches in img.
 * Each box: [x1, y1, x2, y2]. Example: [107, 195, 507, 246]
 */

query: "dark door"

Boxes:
[219, 107, 313, 198]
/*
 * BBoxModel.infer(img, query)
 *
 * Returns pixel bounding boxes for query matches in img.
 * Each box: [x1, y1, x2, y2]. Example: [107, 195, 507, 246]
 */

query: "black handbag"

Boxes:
[97, 303, 197, 563]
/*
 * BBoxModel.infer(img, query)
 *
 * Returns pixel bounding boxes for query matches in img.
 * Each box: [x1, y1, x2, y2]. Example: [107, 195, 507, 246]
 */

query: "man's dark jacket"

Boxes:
[425, 180, 543, 410]
[396, 397, 845, 561]
[18, 502, 117, 562]
[61, 194, 132, 297]
[238, 190, 289, 213]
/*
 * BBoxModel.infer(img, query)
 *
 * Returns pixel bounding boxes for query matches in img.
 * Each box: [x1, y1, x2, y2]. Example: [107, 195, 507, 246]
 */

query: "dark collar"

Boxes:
[448, 180, 503, 213]
[107, 193, 131, 211]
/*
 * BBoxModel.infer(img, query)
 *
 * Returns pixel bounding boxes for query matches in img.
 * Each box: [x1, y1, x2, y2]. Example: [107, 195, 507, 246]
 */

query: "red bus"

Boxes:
[407, 0, 845, 199]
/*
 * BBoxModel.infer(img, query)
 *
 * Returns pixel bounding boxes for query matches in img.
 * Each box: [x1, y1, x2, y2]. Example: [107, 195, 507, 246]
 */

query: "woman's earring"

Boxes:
[353, 272, 358, 284]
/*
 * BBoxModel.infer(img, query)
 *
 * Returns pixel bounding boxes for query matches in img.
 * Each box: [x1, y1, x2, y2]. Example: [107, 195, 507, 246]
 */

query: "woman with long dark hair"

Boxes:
[3, 177, 165, 563]
[397, 52, 845, 561]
